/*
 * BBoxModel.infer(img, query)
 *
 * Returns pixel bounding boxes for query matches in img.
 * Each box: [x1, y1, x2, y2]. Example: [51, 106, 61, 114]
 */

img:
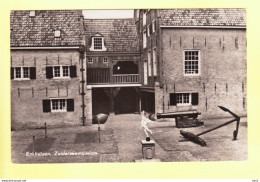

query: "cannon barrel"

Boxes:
[157, 110, 201, 119]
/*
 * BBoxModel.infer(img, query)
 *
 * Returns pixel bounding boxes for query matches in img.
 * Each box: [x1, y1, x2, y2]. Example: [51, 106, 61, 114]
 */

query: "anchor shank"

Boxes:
[197, 118, 237, 137]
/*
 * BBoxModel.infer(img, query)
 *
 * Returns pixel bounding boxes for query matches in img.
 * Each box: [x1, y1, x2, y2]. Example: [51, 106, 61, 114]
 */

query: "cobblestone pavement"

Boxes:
[11, 114, 247, 163]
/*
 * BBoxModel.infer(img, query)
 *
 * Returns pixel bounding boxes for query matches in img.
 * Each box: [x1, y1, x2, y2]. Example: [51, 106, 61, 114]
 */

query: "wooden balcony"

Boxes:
[87, 69, 140, 84]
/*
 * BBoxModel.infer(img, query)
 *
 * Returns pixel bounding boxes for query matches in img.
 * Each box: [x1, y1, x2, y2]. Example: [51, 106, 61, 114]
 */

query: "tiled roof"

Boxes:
[159, 9, 246, 27]
[10, 10, 83, 47]
[84, 19, 139, 52]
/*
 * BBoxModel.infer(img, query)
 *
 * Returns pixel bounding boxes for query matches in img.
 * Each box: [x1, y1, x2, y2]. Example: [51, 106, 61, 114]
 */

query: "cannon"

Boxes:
[157, 110, 203, 128]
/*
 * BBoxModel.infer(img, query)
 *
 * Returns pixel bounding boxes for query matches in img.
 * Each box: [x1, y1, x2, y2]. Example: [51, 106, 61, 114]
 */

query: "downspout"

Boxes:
[80, 46, 86, 126]
[79, 11, 86, 126]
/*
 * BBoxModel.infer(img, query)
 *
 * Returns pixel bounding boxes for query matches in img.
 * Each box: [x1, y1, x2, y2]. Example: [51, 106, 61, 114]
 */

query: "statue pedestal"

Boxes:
[135, 140, 161, 162]
[141, 139, 155, 159]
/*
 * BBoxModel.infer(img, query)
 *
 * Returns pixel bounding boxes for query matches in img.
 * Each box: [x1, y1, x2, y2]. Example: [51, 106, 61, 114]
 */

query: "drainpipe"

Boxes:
[79, 45, 86, 126]
[79, 11, 87, 126]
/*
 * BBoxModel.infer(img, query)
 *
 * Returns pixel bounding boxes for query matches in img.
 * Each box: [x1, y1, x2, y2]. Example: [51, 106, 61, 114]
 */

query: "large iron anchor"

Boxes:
[180, 106, 241, 146]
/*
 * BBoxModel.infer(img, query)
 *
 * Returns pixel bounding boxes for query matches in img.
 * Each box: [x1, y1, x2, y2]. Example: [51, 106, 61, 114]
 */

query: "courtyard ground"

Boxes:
[11, 114, 247, 163]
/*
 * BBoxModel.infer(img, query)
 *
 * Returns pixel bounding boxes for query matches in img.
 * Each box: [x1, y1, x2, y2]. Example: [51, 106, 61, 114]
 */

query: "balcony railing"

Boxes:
[112, 74, 139, 83]
[87, 69, 140, 84]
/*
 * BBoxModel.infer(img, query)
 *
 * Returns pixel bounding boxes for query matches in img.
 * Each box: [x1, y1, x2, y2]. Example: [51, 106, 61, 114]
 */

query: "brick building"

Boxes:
[83, 18, 141, 122]
[11, 9, 247, 130]
[135, 9, 247, 118]
[10, 10, 86, 129]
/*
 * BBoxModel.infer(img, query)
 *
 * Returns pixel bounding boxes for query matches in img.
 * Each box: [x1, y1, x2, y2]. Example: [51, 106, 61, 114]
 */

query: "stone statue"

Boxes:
[140, 111, 154, 139]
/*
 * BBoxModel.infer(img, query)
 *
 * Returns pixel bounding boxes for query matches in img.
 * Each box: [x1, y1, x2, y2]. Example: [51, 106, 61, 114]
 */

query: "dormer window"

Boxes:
[94, 38, 102, 49]
[54, 30, 61, 38]
[89, 33, 107, 51]
[29, 11, 35, 17]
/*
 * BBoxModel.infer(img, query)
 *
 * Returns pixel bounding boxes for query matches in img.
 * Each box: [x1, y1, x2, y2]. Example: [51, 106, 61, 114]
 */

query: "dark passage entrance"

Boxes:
[92, 88, 110, 115]
[141, 91, 155, 113]
[115, 87, 138, 114]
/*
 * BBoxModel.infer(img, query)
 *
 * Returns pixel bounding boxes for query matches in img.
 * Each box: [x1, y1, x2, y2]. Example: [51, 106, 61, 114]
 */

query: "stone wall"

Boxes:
[156, 28, 247, 118]
[11, 49, 85, 130]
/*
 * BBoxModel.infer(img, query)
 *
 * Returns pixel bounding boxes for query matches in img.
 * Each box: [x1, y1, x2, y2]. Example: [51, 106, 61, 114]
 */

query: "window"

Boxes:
[136, 9, 140, 20]
[11, 67, 36, 80]
[52, 99, 66, 112]
[94, 38, 102, 50]
[184, 51, 200, 75]
[143, 11, 146, 26]
[177, 93, 191, 105]
[152, 20, 156, 33]
[152, 48, 157, 76]
[103, 57, 108, 63]
[42, 99, 74, 112]
[53, 66, 70, 78]
[62, 66, 69, 77]
[143, 60, 148, 85]
[89, 34, 107, 51]
[54, 66, 61, 77]
[88, 58, 93, 64]
[15, 67, 21, 78]
[147, 25, 151, 37]
[148, 51, 152, 76]
[143, 30, 147, 49]
[23, 67, 29, 78]
[170, 93, 199, 106]
[54, 30, 61, 38]
[46, 66, 77, 79]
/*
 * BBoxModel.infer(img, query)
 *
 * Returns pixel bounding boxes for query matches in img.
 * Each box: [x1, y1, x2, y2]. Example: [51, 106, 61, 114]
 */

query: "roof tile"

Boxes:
[84, 19, 139, 52]
[159, 9, 246, 27]
[10, 10, 82, 47]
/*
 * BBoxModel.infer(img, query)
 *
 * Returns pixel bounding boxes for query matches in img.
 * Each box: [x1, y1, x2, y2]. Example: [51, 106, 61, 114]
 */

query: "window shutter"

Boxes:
[42, 100, 51, 112]
[149, 24, 152, 34]
[70, 66, 77, 78]
[170, 93, 177, 106]
[11, 67, 14, 80]
[30, 67, 36, 79]
[67, 99, 74, 112]
[192, 93, 199, 105]
[46, 67, 53, 79]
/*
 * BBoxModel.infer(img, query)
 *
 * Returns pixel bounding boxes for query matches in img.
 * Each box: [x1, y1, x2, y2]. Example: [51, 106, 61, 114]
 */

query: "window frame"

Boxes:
[147, 24, 151, 37]
[93, 37, 103, 50]
[143, 60, 148, 85]
[89, 35, 107, 51]
[103, 57, 108, 64]
[14, 67, 30, 80]
[170, 92, 199, 106]
[147, 50, 152, 76]
[52, 66, 70, 79]
[88, 58, 93, 64]
[152, 19, 156, 33]
[152, 47, 157, 76]
[143, 11, 147, 26]
[143, 30, 147, 49]
[50, 98, 67, 112]
[183, 50, 201, 76]
[176, 93, 192, 106]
